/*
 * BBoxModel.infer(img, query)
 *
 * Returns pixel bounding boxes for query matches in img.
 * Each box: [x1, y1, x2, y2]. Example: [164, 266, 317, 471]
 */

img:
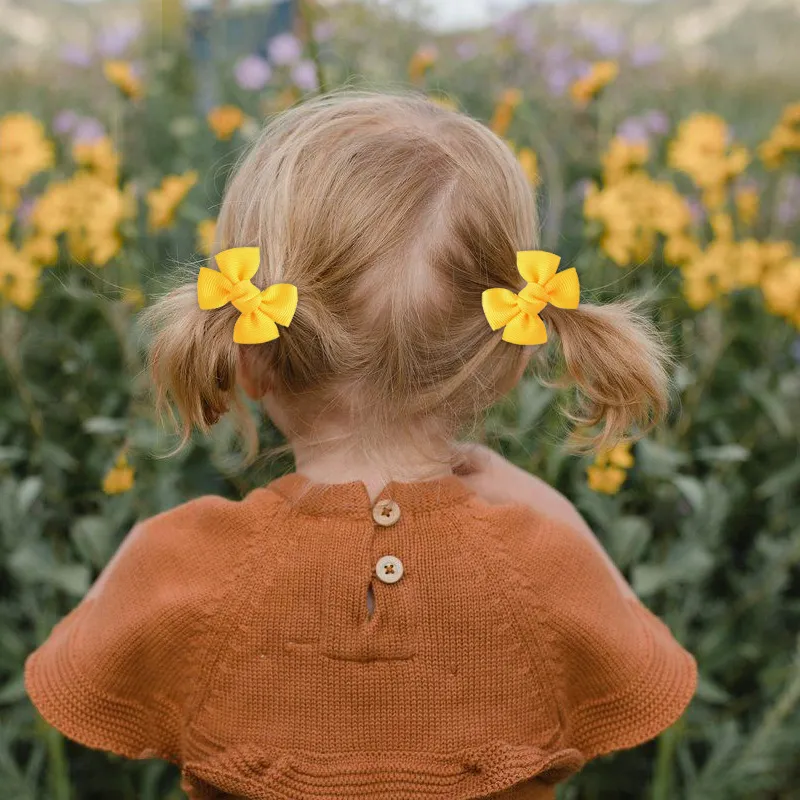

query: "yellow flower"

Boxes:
[664, 234, 702, 266]
[680, 239, 737, 309]
[587, 465, 628, 494]
[710, 212, 735, 243]
[22, 235, 59, 266]
[66, 172, 130, 265]
[146, 171, 198, 230]
[73, 136, 120, 185]
[668, 113, 749, 209]
[781, 102, 800, 126]
[0, 239, 42, 310]
[103, 60, 143, 100]
[570, 61, 619, 107]
[734, 186, 759, 227]
[207, 105, 245, 141]
[490, 89, 523, 137]
[427, 94, 458, 112]
[102, 451, 135, 495]
[584, 171, 662, 265]
[607, 442, 634, 469]
[759, 102, 800, 170]
[196, 218, 217, 255]
[30, 181, 72, 236]
[517, 147, 539, 184]
[760, 257, 800, 321]
[121, 287, 145, 308]
[408, 46, 437, 84]
[0, 113, 54, 209]
[601, 136, 649, 186]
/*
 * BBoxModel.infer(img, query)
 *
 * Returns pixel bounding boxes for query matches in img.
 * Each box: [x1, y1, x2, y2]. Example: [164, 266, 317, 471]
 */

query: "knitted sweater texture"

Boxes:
[24, 471, 698, 799]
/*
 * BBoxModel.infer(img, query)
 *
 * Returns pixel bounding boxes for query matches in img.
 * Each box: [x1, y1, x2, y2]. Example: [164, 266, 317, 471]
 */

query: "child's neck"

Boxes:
[292, 444, 457, 505]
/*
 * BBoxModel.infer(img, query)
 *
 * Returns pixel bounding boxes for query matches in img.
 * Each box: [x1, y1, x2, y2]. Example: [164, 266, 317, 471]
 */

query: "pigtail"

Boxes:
[539, 295, 676, 454]
[139, 278, 258, 460]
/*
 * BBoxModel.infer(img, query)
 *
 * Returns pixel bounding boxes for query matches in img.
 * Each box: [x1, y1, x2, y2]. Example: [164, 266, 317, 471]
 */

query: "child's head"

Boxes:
[143, 90, 672, 469]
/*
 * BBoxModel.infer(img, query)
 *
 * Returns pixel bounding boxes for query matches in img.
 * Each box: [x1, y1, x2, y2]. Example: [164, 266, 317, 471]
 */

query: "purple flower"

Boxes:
[792, 336, 800, 365]
[574, 179, 593, 200]
[16, 197, 35, 225]
[631, 43, 664, 67]
[73, 117, 105, 144]
[617, 117, 650, 144]
[291, 59, 319, 92]
[494, 12, 521, 37]
[96, 21, 142, 58]
[579, 22, 624, 57]
[687, 198, 706, 226]
[545, 43, 571, 65]
[515, 23, 537, 54]
[643, 109, 669, 136]
[543, 66, 568, 96]
[456, 39, 479, 61]
[53, 110, 80, 135]
[268, 32, 302, 66]
[777, 175, 800, 225]
[312, 20, 335, 42]
[235, 54, 272, 90]
[60, 43, 92, 67]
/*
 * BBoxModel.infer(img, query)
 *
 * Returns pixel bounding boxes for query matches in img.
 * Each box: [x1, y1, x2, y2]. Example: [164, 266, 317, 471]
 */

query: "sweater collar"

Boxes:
[266, 471, 476, 518]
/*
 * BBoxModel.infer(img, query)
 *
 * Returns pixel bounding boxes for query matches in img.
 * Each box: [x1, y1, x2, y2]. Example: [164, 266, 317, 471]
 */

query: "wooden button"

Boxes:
[372, 499, 401, 527]
[375, 555, 404, 584]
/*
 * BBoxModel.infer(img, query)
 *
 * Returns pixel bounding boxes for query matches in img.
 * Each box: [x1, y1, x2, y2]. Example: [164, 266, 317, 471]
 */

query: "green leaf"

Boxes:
[17, 477, 43, 514]
[0, 446, 25, 465]
[0, 672, 26, 705]
[632, 543, 714, 597]
[516, 381, 554, 429]
[755, 459, 800, 499]
[7, 542, 91, 597]
[607, 515, 652, 569]
[636, 438, 690, 478]
[673, 475, 706, 512]
[747, 384, 794, 438]
[70, 516, 116, 569]
[695, 674, 733, 705]
[632, 563, 670, 596]
[83, 417, 129, 435]
[694, 444, 750, 463]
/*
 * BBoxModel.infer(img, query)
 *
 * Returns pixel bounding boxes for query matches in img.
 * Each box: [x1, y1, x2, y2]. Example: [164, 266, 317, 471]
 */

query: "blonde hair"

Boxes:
[141, 90, 673, 471]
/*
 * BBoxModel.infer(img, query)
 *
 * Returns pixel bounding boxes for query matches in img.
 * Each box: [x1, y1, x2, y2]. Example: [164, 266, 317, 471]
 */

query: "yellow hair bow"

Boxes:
[482, 250, 579, 345]
[197, 247, 298, 344]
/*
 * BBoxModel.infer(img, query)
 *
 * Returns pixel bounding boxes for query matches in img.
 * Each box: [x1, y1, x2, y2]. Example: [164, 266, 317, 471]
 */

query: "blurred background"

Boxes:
[1, 0, 799, 798]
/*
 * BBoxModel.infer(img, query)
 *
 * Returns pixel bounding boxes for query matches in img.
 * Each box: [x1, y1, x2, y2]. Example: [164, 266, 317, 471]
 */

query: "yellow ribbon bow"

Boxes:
[482, 250, 580, 345]
[197, 247, 298, 344]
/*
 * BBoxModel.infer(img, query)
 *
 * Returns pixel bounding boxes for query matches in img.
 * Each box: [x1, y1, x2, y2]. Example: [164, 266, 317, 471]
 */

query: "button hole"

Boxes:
[366, 581, 376, 621]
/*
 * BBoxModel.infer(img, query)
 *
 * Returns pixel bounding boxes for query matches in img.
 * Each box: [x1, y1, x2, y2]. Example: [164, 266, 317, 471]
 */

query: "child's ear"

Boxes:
[236, 347, 272, 400]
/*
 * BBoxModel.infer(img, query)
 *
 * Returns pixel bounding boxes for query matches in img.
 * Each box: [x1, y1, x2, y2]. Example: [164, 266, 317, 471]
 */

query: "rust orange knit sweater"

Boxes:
[24, 471, 697, 799]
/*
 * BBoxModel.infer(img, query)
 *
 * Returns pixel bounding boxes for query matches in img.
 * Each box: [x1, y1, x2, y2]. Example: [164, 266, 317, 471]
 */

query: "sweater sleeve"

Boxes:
[536, 516, 698, 762]
[23, 496, 237, 764]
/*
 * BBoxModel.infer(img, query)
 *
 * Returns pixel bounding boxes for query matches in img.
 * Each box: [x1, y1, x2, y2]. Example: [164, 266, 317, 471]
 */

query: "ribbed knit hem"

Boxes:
[571, 600, 698, 761]
[23, 645, 178, 765]
[180, 740, 584, 800]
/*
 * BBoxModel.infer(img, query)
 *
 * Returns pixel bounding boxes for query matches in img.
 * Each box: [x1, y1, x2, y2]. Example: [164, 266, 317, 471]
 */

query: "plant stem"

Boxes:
[0, 307, 44, 438]
[44, 722, 71, 800]
[652, 723, 680, 800]
[298, 0, 327, 94]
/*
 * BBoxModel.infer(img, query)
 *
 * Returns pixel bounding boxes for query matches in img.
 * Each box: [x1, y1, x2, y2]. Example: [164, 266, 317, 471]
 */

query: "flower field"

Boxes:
[1, 1, 799, 798]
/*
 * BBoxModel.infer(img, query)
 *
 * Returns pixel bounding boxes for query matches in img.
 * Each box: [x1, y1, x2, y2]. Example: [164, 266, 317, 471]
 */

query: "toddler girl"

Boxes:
[25, 91, 697, 799]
